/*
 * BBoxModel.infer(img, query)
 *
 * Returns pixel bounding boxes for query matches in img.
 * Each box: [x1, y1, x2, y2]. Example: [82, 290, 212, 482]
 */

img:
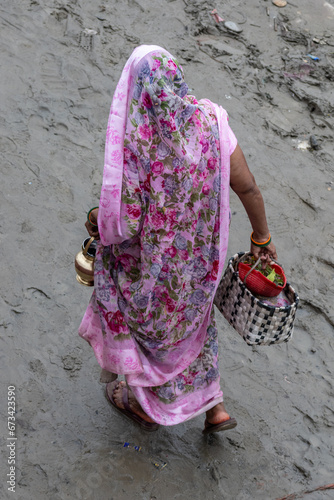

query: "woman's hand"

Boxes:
[250, 241, 277, 265]
[85, 208, 100, 240]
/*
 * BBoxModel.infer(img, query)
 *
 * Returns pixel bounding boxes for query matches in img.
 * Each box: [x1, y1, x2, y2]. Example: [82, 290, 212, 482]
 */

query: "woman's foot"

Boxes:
[203, 402, 237, 434]
[107, 381, 155, 423]
[206, 402, 231, 425]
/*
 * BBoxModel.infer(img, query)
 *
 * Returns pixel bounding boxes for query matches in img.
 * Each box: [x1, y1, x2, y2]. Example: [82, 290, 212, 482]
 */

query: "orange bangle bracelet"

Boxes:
[251, 232, 271, 247]
[87, 207, 99, 227]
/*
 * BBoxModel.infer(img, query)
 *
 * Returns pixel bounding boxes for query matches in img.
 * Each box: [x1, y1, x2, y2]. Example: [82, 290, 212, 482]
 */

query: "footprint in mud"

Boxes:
[18, 463, 49, 495]
[42, 175, 74, 204]
[19, 379, 47, 421]
[61, 352, 82, 376]
[323, 405, 334, 427]
[39, 53, 66, 92]
[29, 359, 47, 379]
[51, 8, 69, 22]
[57, 210, 78, 224]
[78, 86, 98, 99]
[0, 136, 18, 153]
[28, 113, 47, 133]
[53, 122, 68, 134]
[28, 105, 54, 134]
[24, 287, 51, 306]
[78, 29, 97, 51]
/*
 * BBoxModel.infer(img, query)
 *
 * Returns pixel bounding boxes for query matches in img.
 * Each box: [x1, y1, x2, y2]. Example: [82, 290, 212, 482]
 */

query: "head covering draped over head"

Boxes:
[98, 45, 202, 245]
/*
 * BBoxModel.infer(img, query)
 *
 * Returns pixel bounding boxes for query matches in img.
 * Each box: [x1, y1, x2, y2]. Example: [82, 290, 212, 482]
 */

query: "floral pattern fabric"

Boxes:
[79, 45, 237, 425]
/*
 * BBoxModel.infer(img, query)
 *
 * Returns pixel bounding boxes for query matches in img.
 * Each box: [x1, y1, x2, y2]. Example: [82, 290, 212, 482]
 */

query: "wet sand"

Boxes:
[1, 0, 334, 498]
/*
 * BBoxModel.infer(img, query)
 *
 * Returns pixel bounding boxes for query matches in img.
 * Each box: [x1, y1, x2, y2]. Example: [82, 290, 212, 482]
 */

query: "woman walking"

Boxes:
[79, 45, 277, 433]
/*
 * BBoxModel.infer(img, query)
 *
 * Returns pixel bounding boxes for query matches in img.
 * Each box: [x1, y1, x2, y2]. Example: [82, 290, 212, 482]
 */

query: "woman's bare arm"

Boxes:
[230, 144, 277, 260]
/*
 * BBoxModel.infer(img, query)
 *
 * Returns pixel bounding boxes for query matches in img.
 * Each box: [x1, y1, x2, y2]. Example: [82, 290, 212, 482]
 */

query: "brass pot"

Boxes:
[75, 237, 96, 286]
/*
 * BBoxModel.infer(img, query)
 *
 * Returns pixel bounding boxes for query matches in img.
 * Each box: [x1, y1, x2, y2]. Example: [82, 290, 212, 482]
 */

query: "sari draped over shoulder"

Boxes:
[79, 45, 237, 425]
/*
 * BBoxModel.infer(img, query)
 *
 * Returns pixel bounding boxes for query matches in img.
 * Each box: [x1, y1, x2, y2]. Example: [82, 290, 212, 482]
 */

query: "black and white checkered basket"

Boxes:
[214, 252, 299, 346]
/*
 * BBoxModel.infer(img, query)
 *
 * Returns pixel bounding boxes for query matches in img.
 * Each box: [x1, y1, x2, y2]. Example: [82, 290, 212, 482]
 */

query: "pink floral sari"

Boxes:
[79, 45, 237, 425]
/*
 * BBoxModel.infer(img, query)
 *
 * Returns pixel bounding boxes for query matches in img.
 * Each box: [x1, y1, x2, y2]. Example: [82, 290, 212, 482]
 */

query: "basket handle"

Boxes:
[243, 257, 262, 285]
[241, 254, 284, 286]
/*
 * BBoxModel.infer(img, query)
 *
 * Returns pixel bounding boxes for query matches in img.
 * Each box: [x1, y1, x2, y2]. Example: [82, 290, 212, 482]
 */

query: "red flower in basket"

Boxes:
[238, 258, 287, 298]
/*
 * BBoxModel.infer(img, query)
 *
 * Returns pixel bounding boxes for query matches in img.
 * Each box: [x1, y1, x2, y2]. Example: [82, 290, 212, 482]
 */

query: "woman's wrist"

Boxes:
[251, 230, 270, 242]
[87, 207, 99, 227]
[251, 231, 271, 247]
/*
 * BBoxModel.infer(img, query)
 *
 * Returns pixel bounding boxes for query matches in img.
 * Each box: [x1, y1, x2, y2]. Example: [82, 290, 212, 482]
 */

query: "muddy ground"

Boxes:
[1, 0, 334, 499]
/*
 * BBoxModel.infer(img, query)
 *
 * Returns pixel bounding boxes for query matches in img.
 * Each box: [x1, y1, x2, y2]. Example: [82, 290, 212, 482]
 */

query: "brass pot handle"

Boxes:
[83, 236, 95, 257]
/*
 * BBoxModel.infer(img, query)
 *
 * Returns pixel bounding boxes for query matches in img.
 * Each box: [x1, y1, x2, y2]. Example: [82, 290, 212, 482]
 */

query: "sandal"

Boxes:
[105, 381, 160, 432]
[202, 417, 237, 435]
